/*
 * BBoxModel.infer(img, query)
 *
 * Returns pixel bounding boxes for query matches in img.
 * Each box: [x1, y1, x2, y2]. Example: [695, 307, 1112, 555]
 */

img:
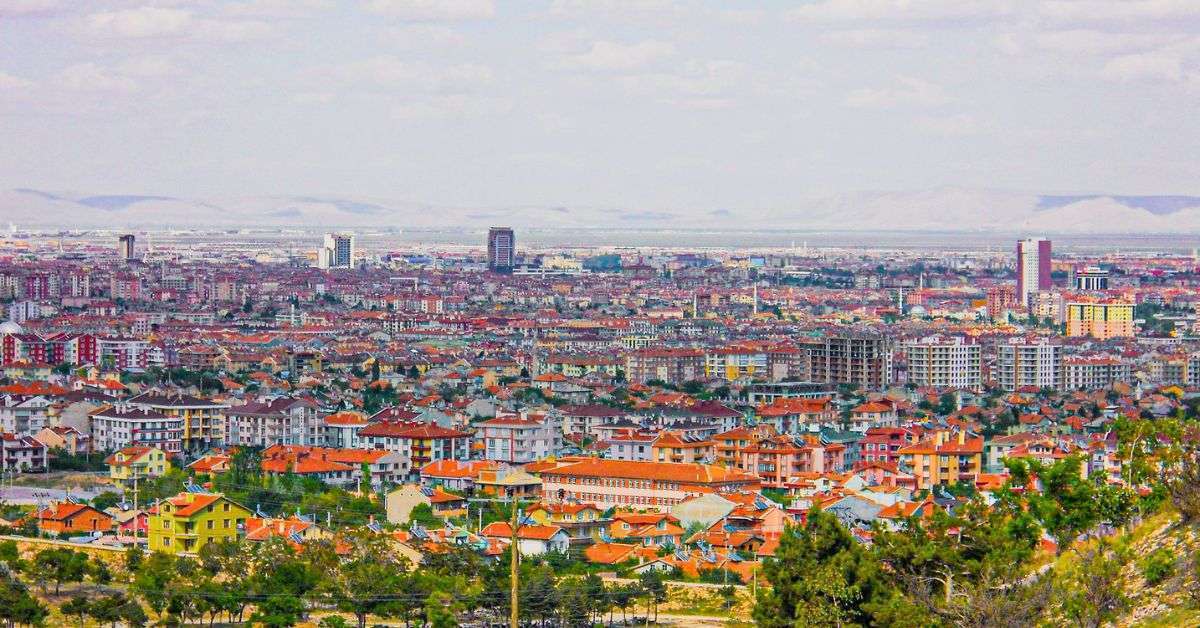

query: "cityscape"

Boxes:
[0, 226, 1197, 626]
[4, 1, 1200, 627]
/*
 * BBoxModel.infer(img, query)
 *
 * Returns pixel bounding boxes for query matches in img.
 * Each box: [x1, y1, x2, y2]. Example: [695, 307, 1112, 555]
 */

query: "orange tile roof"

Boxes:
[542, 458, 760, 485]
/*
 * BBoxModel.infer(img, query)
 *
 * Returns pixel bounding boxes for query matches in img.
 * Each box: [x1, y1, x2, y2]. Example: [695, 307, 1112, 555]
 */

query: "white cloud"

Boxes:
[316, 55, 494, 93]
[1102, 52, 1185, 82]
[557, 40, 676, 72]
[364, 0, 494, 21]
[224, 0, 333, 19]
[0, 0, 60, 17]
[388, 24, 467, 48]
[915, 113, 982, 135]
[56, 63, 139, 92]
[789, 0, 1012, 23]
[846, 76, 950, 108]
[547, 0, 684, 22]
[0, 72, 34, 90]
[619, 59, 750, 109]
[1037, 1, 1200, 23]
[82, 6, 273, 42]
[86, 7, 193, 39]
[821, 29, 929, 49]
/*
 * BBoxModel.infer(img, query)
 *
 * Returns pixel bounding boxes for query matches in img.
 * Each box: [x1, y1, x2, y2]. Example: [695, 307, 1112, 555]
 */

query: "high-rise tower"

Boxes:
[1016, 238, 1051, 304]
[487, 227, 515, 273]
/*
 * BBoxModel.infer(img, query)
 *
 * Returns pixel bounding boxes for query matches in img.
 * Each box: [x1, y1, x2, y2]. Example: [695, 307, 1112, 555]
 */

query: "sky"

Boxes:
[1, 0, 1199, 213]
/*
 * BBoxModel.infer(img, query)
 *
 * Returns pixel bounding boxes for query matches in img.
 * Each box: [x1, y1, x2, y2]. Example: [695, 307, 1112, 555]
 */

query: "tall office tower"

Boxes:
[118, 234, 136, 261]
[1016, 238, 1052, 304]
[487, 226, 515, 273]
[318, 233, 355, 269]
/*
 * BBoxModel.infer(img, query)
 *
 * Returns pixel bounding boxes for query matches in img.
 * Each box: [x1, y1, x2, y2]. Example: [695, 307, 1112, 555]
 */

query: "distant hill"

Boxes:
[4, 187, 1200, 233]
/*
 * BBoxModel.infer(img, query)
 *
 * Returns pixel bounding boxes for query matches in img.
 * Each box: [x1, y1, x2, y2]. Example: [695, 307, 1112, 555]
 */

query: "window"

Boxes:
[207, 520, 214, 529]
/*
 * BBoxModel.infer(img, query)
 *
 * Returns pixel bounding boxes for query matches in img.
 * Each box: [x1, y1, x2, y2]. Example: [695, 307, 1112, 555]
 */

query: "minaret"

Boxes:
[752, 283, 759, 316]
[692, 291, 698, 318]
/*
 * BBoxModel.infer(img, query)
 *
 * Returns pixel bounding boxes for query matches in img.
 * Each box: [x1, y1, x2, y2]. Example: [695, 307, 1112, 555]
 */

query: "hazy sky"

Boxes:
[2, 0, 1199, 211]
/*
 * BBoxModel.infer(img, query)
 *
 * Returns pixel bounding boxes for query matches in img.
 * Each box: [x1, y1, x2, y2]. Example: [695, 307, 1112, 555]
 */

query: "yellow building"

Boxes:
[148, 491, 251, 555]
[105, 446, 171, 489]
[897, 431, 984, 490]
[1065, 299, 1134, 340]
[704, 349, 767, 382]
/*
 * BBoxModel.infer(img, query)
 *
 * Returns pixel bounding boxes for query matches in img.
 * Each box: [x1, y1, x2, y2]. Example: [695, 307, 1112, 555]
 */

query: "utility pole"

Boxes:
[509, 490, 520, 628]
[132, 470, 140, 545]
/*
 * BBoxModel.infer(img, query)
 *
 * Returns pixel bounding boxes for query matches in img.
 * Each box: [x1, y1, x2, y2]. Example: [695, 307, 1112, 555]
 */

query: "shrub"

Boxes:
[1140, 548, 1175, 586]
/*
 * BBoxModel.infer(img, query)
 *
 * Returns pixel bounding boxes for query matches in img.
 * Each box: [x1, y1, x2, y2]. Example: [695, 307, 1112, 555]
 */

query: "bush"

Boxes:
[1140, 548, 1175, 586]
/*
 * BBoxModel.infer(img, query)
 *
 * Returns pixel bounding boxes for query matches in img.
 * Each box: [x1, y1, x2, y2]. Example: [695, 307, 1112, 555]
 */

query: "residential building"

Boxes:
[539, 458, 761, 510]
[128, 392, 230, 454]
[90, 404, 184, 456]
[1, 432, 47, 472]
[1063, 356, 1132, 390]
[800, 333, 894, 390]
[996, 338, 1062, 391]
[650, 431, 713, 464]
[227, 397, 322, 447]
[903, 335, 982, 390]
[118, 234, 136, 261]
[317, 233, 355, 270]
[704, 347, 768, 382]
[1074, 266, 1109, 291]
[625, 348, 704, 386]
[897, 430, 984, 490]
[1065, 298, 1135, 340]
[106, 446, 171, 489]
[147, 491, 251, 556]
[357, 421, 472, 472]
[478, 413, 562, 464]
[35, 502, 114, 536]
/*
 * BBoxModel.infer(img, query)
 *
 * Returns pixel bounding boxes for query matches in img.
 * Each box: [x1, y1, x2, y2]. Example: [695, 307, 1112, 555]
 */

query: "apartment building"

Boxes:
[128, 392, 230, 454]
[90, 404, 184, 455]
[227, 397, 322, 447]
[1063, 356, 1132, 390]
[625, 348, 704, 385]
[800, 333, 894, 390]
[1065, 299, 1135, 340]
[903, 335, 982, 390]
[897, 430, 984, 490]
[995, 338, 1062, 391]
[478, 413, 563, 464]
[539, 458, 761, 510]
[704, 347, 768, 382]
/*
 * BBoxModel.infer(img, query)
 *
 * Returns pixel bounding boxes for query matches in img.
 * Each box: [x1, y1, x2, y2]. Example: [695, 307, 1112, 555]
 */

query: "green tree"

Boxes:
[31, 548, 88, 594]
[60, 596, 91, 628]
[873, 496, 1045, 626]
[1054, 539, 1129, 628]
[754, 510, 891, 627]
[424, 591, 461, 628]
[132, 551, 176, 617]
[1006, 456, 1107, 554]
[639, 568, 668, 622]
[312, 533, 409, 628]
[90, 491, 122, 511]
[123, 545, 143, 577]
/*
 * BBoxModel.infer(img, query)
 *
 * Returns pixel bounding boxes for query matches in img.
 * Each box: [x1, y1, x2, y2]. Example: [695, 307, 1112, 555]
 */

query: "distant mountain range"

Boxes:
[4, 187, 1200, 233]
